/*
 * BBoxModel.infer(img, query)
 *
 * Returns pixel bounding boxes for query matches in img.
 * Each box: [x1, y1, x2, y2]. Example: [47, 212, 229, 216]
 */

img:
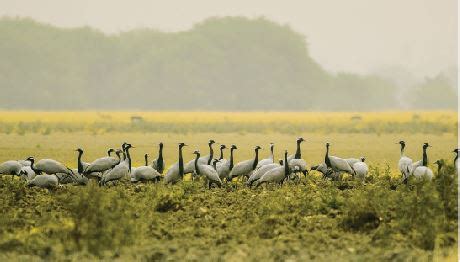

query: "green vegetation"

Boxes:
[0, 17, 456, 110]
[0, 169, 457, 260]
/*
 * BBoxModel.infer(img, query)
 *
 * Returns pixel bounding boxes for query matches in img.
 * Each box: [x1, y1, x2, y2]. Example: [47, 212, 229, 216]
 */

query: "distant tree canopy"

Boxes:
[0, 17, 456, 110]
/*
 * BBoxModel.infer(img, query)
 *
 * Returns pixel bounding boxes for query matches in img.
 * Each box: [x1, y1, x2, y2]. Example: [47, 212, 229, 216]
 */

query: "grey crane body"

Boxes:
[84, 149, 120, 175]
[345, 158, 360, 167]
[352, 157, 368, 180]
[193, 151, 222, 188]
[0, 160, 22, 178]
[412, 166, 433, 180]
[132, 153, 161, 182]
[216, 145, 236, 181]
[76, 148, 101, 180]
[311, 163, 339, 180]
[151, 142, 165, 174]
[164, 143, 187, 184]
[409, 143, 433, 181]
[255, 150, 290, 187]
[18, 158, 32, 167]
[247, 163, 280, 186]
[20, 166, 36, 181]
[71, 168, 89, 185]
[100, 144, 133, 186]
[132, 166, 161, 182]
[256, 143, 274, 169]
[397, 141, 413, 180]
[288, 158, 308, 177]
[324, 143, 355, 175]
[184, 139, 215, 175]
[27, 174, 59, 189]
[33, 158, 73, 177]
[229, 146, 261, 180]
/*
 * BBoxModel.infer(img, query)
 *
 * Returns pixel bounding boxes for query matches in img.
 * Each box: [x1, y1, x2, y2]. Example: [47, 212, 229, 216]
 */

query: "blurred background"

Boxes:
[0, 0, 457, 111]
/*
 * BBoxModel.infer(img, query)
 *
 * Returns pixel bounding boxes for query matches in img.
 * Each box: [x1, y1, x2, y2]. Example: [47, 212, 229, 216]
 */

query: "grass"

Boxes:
[0, 111, 457, 135]
[0, 111, 458, 261]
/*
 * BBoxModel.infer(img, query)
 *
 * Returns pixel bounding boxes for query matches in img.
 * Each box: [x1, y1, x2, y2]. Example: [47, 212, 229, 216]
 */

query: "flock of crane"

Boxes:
[0, 137, 458, 189]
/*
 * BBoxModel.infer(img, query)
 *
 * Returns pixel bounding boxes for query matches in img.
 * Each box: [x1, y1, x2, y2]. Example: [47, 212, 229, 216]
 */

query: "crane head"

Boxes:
[434, 159, 445, 166]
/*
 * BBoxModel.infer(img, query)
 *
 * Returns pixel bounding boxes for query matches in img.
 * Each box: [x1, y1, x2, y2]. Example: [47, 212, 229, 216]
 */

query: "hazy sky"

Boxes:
[0, 0, 456, 79]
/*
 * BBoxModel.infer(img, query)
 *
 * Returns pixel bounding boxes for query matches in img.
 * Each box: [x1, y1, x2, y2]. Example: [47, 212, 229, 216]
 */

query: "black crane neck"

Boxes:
[77, 151, 84, 174]
[194, 153, 201, 176]
[230, 148, 235, 170]
[325, 145, 331, 168]
[178, 146, 184, 177]
[295, 141, 302, 159]
[252, 149, 260, 170]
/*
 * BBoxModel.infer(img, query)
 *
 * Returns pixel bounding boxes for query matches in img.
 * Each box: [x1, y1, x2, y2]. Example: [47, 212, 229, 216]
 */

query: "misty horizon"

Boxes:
[0, 0, 456, 81]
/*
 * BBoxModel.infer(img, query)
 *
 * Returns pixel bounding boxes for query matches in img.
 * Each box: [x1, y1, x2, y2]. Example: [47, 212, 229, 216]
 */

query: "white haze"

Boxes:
[0, 0, 457, 85]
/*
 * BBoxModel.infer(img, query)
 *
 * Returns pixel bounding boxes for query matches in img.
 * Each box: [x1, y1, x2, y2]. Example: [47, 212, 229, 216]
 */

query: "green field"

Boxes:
[0, 112, 458, 261]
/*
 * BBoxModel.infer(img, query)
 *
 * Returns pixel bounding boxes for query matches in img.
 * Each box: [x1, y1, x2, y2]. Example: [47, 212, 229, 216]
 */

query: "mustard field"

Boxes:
[0, 111, 458, 261]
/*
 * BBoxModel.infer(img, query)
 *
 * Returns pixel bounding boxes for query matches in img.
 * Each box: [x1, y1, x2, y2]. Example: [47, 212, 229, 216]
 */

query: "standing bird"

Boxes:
[99, 144, 134, 186]
[164, 143, 188, 184]
[397, 141, 413, 181]
[453, 149, 458, 169]
[324, 142, 355, 176]
[17, 157, 32, 167]
[345, 158, 361, 167]
[287, 137, 305, 162]
[247, 162, 280, 186]
[217, 144, 227, 160]
[409, 143, 433, 181]
[184, 139, 216, 175]
[352, 157, 368, 181]
[228, 146, 262, 181]
[132, 153, 161, 183]
[408, 143, 430, 175]
[256, 143, 275, 169]
[32, 157, 74, 177]
[75, 148, 90, 173]
[288, 158, 308, 178]
[74, 148, 96, 184]
[434, 159, 445, 175]
[27, 173, 59, 189]
[310, 163, 339, 180]
[255, 150, 290, 187]
[84, 148, 121, 175]
[217, 145, 237, 181]
[25, 156, 74, 183]
[151, 142, 165, 174]
[0, 159, 22, 179]
[192, 150, 222, 188]
[19, 165, 36, 181]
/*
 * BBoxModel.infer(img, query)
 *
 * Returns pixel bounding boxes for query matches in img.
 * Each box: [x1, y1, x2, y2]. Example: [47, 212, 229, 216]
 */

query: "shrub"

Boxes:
[57, 184, 138, 256]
